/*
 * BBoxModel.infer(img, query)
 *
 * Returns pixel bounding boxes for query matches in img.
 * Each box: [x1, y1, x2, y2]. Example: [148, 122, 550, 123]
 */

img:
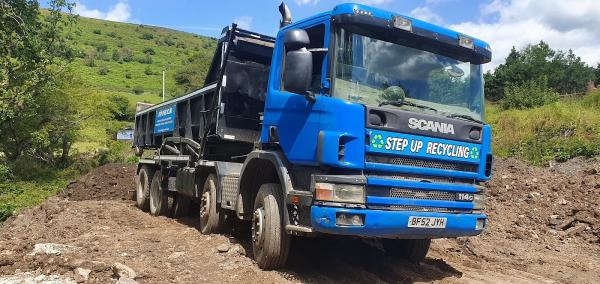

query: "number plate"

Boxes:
[408, 216, 447, 228]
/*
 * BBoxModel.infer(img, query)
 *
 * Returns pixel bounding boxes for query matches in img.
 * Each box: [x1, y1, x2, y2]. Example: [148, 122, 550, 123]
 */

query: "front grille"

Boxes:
[366, 155, 478, 173]
[370, 205, 468, 214]
[367, 172, 475, 185]
[390, 188, 457, 201]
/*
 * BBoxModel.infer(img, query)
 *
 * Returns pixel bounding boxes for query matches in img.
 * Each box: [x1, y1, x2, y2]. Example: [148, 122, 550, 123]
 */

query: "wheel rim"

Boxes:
[252, 207, 265, 249]
[200, 191, 210, 225]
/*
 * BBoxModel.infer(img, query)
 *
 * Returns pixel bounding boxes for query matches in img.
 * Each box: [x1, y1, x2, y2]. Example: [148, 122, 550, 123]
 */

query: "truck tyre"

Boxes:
[135, 166, 153, 211]
[149, 171, 169, 216]
[382, 239, 431, 263]
[172, 194, 191, 218]
[199, 174, 224, 234]
[251, 183, 290, 270]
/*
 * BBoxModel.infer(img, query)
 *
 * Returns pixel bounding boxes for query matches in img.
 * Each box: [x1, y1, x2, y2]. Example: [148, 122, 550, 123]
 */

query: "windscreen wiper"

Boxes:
[446, 113, 483, 124]
[379, 100, 439, 112]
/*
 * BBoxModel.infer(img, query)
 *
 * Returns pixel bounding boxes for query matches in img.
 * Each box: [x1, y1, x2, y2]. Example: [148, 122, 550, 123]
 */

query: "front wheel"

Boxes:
[382, 239, 431, 263]
[252, 183, 290, 270]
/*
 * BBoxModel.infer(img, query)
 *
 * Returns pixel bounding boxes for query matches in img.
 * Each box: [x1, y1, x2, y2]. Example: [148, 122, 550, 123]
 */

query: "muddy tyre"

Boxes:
[135, 166, 153, 211]
[382, 239, 431, 263]
[252, 183, 290, 270]
[199, 174, 224, 234]
[149, 171, 169, 216]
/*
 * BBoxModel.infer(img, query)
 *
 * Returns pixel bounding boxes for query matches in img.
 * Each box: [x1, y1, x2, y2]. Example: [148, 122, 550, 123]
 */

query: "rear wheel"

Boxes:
[135, 166, 153, 211]
[382, 239, 431, 263]
[149, 171, 169, 216]
[199, 174, 225, 234]
[252, 183, 290, 270]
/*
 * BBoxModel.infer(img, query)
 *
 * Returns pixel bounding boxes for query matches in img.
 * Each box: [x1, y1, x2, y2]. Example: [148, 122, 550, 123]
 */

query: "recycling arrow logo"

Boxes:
[371, 134, 384, 149]
[470, 147, 480, 159]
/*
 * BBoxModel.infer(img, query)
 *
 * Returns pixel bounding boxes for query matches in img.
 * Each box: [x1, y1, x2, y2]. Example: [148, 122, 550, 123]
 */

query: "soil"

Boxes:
[1, 159, 599, 283]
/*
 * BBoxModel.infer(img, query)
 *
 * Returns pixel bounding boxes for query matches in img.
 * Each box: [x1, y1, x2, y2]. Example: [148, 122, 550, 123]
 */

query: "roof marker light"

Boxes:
[353, 9, 373, 16]
[392, 16, 412, 32]
[459, 34, 474, 49]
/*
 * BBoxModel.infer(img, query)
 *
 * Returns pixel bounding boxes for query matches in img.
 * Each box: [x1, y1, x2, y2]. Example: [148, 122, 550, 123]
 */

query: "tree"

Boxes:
[595, 63, 600, 86]
[0, 0, 79, 167]
[484, 41, 594, 101]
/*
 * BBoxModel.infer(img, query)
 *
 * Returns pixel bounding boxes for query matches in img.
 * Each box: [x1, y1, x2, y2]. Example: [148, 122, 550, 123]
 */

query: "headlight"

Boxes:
[315, 182, 365, 204]
[473, 194, 485, 210]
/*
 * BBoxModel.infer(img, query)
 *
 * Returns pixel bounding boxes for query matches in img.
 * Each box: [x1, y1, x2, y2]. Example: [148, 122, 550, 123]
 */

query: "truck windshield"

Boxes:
[332, 28, 484, 121]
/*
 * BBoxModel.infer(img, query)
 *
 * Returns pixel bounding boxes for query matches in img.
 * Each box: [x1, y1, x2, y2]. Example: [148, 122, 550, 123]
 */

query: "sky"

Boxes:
[42, 0, 600, 71]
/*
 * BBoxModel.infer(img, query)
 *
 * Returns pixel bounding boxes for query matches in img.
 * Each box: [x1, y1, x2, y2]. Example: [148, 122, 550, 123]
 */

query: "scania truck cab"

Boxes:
[133, 2, 493, 270]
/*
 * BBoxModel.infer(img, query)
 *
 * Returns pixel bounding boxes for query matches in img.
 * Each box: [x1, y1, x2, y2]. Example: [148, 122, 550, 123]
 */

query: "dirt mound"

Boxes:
[59, 164, 136, 201]
[1, 158, 600, 283]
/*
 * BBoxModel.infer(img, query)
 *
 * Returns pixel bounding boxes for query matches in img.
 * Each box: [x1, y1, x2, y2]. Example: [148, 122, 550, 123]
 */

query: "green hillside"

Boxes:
[67, 16, 217, 104]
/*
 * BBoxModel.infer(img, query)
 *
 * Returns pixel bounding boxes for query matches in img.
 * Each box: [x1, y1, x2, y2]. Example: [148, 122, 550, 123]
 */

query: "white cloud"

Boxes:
[295, 0, 319, 5]
[234, 16, 253, 30]
[409, 6, 444, 25]
[450, 0, 600, 71]
[354, 0, 391, 6]
[74, 1, 131, 22]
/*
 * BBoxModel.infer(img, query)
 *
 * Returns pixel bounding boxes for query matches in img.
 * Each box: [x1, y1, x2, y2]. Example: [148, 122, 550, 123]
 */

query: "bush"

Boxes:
[107, 31, 117, 38]
[97, 51, 110, 61]
[120, 48, 134, 62]
[125, 73, 132, 79]
[92, 29, 101, 35]
[132, 86, 144, 95]
[94, 42, 108, 52]
[98, 66, 109, 75]
[142, 47, 155, 55]
[137, 54, 153, 64]
[140, 32, 154, 40]
[112, 49, 121, 62]
[84, 54, 96, 67]
[163, 37, 176, 46]
[0, 163, 11, 182]
[144, 66, 153, 75]
[117, 41, 124, 48]
[501, 78, 559, 110]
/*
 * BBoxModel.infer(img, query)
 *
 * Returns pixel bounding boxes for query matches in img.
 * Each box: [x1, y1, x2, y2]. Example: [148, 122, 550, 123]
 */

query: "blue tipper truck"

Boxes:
[132, 2, 493, 269]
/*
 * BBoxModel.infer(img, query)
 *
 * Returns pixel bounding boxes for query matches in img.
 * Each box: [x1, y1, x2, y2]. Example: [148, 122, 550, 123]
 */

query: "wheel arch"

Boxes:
[238, 151, 293, 221]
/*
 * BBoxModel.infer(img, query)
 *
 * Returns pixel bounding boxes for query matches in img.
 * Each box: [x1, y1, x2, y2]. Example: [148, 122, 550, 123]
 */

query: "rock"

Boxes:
[216, 243, 231, 253]
[69, 259, 109, 272]
[168, 251, 185, 259]
[74, 268, 91, 283]
[558, 217, 576, 230]
[113, 262, 136, 279]
[28, 243, 81, 256]
[117, 277, 138, 284]
[532, 178, 538, 183]
[549, 215, 561, 226]
[558, 198, 567, 205]
[227, 244, 246, 256]
[565, 223, 587, 236]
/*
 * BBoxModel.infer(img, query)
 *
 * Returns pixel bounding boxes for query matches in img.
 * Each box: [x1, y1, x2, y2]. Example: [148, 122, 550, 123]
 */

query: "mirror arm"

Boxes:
[304, 91, 316, 103]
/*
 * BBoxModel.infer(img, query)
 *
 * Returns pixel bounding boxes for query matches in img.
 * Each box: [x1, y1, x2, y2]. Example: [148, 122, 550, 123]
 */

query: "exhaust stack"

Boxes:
[279, 2, 292, 28]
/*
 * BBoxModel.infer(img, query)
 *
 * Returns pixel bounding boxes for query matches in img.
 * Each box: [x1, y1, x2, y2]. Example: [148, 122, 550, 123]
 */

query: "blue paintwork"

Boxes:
[311, 206, 486, 238]
[257, 3, 494, 239]
[154, 105, 176, 134]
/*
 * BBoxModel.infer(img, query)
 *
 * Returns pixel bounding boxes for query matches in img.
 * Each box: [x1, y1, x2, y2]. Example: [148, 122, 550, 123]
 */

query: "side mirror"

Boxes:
[283, 29, 314, 102]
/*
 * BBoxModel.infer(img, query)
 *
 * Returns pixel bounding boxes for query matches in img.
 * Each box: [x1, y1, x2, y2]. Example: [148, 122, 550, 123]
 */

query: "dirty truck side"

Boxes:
[132, 3, 493, 270]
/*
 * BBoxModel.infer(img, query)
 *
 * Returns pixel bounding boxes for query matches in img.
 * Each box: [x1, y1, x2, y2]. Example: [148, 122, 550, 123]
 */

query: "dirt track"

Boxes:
[1, 160, 599, 283]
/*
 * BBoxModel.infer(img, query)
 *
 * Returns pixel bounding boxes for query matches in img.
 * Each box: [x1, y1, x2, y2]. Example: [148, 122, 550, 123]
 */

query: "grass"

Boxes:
[66, 16, 217, 104]
[0, 169, 74, 222]
[487, 90, 600, 165]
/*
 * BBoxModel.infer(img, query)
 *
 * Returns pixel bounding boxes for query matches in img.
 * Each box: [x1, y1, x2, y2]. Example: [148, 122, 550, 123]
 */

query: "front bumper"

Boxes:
[311, 205, 486, 239]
